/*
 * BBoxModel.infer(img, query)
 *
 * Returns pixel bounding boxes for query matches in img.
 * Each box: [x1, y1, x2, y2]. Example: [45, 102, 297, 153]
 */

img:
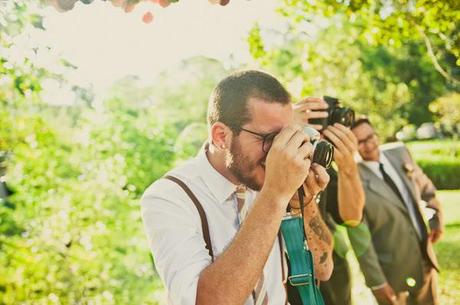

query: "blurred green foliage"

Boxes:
[406, 140, 460, 189]
[1, 82, 175, 304]
[0, 2, 224, 304]
[429, 93, 460, 130]
[280, 0, 460, 84]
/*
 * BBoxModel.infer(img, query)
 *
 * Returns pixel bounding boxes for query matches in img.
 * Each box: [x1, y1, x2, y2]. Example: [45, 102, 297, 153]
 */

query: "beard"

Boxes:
[225, 137, 264, 191]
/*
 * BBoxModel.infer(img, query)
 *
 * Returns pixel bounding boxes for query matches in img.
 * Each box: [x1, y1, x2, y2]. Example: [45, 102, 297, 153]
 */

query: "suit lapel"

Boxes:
[383, 150, 418, 204]
[358, 163, 409, 215]
[383, 149, 429, 240]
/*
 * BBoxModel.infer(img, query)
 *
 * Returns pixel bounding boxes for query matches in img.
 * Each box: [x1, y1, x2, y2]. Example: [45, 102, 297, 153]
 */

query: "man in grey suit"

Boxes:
[350, 118, 444, 305]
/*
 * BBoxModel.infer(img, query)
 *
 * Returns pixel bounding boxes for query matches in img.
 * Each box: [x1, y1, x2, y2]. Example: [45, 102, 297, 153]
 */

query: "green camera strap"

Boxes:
[281, 190, 325, 305]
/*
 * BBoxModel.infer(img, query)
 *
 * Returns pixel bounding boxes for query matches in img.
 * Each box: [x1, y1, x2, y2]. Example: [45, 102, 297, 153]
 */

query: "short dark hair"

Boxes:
[207, 70, 291, 133]
[351, 117, 372, 130]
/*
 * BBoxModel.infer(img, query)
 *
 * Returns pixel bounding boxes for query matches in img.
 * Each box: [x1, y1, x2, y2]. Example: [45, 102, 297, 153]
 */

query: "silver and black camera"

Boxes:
[303, 126, 334, 169]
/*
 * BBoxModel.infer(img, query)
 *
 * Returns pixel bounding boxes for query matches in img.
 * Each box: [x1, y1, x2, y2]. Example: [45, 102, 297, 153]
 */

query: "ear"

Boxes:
[210, 122, 233, 150]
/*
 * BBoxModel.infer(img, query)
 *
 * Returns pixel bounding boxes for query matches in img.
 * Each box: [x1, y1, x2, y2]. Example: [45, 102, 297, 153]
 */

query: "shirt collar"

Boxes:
[195, 143, 239, 204]
[361, 150, 391, 170]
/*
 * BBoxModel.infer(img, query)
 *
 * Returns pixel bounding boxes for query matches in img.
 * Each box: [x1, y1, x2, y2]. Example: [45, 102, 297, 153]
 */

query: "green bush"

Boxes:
[406, 140, 460, 190]
[416, 160, 460, 190]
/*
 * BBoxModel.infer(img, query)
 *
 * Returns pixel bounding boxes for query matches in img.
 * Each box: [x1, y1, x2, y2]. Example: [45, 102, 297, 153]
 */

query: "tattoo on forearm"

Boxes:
[309, 215, 332, 245]
[319, 252, 328, 264]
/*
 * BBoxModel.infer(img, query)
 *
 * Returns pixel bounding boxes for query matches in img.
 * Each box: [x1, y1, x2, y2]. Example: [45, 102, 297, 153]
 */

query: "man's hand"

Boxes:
[428, 198, 444, 244]
[293, 97, 328, 130]
[303, 163, 330, 204]
[372, 283, 397, 305]
[322, 123, 358, 174]
[429, 227, 444, 244]
[289, 163, 330, 209]
[263, 125, 313, 205]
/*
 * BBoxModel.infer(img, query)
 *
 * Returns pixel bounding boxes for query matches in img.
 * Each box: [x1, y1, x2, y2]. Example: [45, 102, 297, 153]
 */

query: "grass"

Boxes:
[434, 190, 460, 305]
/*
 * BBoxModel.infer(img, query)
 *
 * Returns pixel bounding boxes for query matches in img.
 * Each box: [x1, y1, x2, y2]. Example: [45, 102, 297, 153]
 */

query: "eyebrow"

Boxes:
[357, 133, 374, 142]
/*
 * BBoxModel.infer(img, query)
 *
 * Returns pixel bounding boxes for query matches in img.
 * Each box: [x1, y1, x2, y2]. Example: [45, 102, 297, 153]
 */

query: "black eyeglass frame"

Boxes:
[240, 127, 278, 153]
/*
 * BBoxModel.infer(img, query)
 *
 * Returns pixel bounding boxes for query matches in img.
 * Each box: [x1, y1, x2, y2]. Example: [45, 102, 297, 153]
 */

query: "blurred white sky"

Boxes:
[29, 0, 284, 101]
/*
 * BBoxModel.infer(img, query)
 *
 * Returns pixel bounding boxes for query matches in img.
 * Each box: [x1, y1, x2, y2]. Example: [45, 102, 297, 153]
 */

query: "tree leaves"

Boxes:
[280, 0, 460, 84]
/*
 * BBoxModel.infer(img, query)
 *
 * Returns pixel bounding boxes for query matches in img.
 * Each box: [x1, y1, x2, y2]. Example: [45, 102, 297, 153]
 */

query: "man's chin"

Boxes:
[252, 167, 265, 191]
[364, 154, 379, 162]
[243, 171, 264, 192]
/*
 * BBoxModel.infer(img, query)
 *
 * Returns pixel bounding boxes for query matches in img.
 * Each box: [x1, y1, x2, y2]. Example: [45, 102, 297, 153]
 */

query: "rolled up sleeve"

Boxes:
[141, 180, 212, 305]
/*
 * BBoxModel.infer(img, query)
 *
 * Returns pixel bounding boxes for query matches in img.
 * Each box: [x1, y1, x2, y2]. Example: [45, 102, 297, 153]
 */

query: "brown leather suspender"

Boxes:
[164, 175, 215, 261]
[164, 175, 287, 304]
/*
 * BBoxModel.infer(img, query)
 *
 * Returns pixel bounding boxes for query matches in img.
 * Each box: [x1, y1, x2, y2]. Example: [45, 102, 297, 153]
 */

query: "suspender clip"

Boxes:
[288, 273, 312, 287]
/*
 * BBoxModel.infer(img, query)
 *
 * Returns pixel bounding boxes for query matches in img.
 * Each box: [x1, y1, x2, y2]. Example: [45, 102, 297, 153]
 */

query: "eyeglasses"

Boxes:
[357, 133, 376, 146]
[240, 127, 278, 153]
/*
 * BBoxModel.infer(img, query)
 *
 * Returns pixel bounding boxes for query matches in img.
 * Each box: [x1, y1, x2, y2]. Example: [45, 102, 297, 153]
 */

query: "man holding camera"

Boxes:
[350, 118, 443, 305]
[293, 97, 365, 305]
[141, 70, 334, 305]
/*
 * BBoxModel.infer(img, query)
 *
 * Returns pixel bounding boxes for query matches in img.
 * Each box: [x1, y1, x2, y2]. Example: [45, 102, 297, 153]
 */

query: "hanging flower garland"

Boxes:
[48, 0, 232, 18]
[45, 0, 230, 13]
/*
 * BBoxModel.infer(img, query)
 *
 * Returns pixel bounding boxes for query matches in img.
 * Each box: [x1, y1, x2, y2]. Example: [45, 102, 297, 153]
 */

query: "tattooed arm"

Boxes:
[290, 164, 334, 281]
[302, 198, 334, 281]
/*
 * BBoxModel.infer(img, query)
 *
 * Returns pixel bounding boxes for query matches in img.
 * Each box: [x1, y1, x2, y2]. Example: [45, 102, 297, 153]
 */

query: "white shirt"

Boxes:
[141, 147, 286, 305]
[361, 152, 423, 239]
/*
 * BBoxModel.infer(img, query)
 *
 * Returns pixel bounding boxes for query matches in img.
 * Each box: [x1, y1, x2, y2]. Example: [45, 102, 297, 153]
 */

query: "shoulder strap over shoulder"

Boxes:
[164, 175, 214, 261]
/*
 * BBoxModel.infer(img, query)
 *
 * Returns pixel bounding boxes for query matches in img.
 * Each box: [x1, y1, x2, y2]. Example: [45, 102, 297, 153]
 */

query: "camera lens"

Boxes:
[302, 126, 334, 169]
[330, 107, 355, 127]
[312, 140, 334, 169]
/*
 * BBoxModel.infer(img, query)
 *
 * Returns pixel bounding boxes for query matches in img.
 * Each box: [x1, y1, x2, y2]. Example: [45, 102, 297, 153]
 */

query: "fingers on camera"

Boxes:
[307, 111, 328, 119]
[305, 168, 317, 187]
[312, 163, 330, 188]
[299, 98, 329, 110]
[333, 123, 358, 146]
[272, 125, 301, 148]
[323, 128, 346, 152]
[291, 128, 309, 150]
[310, 124, 324, 131]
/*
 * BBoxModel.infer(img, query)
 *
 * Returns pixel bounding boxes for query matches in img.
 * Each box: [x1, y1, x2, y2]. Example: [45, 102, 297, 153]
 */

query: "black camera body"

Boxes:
[309, 96, 355, 130]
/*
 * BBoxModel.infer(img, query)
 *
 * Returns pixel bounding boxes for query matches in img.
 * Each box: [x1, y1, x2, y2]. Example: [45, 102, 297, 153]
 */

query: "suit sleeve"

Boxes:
[402, 145, 443, 229]
[347, 218, 387, 288]
[413, 164, 436, 202]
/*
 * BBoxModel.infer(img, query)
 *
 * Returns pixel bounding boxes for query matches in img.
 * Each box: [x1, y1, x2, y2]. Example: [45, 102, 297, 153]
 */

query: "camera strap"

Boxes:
[281, 189, 325, 305]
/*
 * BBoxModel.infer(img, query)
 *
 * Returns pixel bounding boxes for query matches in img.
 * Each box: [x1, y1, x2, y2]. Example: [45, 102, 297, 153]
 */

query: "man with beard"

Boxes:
[292, 98, 365, 305]
[141, 70, 334, 305]
[350, 118, 443, 305]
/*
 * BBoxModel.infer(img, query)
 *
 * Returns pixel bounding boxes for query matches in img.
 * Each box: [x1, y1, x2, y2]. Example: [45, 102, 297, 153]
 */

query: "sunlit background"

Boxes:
[11, 0, 283, 104]
[1, 0, 459, 304]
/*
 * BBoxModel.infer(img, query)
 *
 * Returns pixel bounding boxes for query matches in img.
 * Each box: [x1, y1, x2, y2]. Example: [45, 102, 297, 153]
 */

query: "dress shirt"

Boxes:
[361, 152, 423, 239]
[141, 146, 286, 305]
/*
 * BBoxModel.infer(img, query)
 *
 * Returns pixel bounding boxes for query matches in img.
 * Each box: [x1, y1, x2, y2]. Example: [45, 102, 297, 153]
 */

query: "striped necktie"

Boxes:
[236, 185, 269, 305]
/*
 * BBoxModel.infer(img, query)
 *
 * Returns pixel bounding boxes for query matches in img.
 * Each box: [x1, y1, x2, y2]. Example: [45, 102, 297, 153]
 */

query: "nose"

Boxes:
[363, 139, 373, 148]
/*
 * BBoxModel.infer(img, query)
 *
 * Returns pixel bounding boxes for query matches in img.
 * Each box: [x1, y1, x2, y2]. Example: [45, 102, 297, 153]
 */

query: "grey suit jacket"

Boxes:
[349, 143, 439, 293]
